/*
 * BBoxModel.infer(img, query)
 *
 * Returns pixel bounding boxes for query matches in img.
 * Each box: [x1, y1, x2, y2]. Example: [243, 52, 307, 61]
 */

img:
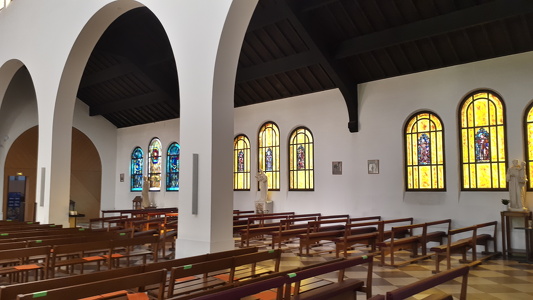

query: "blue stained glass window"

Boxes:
[131, 147, 144, 191]
[475, 128, 490, 162]
[166, 142, 180, 191]
[417, 133, 431, 165]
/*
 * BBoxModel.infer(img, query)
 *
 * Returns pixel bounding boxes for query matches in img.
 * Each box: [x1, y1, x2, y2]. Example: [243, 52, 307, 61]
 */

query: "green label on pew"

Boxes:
[184, 265, 192, 270]
[288, 273, 297, 278]
[6, 220, 12, 222]
[35, 240, 42, 243]
[78, 228, 85, 231]
[362, 255, 368, 259]
[27, 222, 33, 224]
[268, 250, 274, 253]
[32, 291, 48, 298]
[49, 225, 56, 227]
[0, 233, 8, 236]
[120, 233, 126, 236]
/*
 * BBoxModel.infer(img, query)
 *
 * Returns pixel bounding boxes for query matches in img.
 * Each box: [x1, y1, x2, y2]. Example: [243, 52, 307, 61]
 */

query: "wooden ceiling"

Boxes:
[76, 0, 533, 132]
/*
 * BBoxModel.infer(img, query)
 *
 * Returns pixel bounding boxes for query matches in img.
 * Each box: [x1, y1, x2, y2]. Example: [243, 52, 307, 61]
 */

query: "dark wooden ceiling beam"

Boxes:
[79, 62, 137, 88]
[282, 0, 360, 132]
[89, 91, 177, 116]
[236, 51, 316, 82]
[335, 0, 533, 58]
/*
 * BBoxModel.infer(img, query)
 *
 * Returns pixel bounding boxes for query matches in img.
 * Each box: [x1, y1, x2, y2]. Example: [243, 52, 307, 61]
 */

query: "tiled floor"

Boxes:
[241, 237, 533, 299]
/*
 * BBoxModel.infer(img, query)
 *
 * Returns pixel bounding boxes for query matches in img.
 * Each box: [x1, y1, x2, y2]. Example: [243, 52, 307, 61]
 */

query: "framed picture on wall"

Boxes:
[332, 161, 342, 175]
[368, 160, 379, 174]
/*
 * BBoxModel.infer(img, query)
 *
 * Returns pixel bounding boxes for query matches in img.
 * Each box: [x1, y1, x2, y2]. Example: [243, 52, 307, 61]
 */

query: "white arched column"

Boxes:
[152, 0, 257, 257]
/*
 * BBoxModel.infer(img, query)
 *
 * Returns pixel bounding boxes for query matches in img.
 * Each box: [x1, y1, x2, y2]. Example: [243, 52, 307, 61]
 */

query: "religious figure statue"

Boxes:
[142, 176, 151, 208]
[506, 160, 527, 210]
[255, 169, 268, 202]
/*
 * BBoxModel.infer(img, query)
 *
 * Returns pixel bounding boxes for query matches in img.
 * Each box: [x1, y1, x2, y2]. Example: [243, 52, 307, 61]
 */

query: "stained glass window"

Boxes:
[524, 103, 533, 190]
[166, 142, 180, 191]
[258, 122, 280, 190]
[289, 127, 314, 190]
[130, 147, 144, 192]
[148, 137, 162, 191]
[405, 112, 445, 190]
[459, 90, 507, 190]
[234, 135, 251, 190]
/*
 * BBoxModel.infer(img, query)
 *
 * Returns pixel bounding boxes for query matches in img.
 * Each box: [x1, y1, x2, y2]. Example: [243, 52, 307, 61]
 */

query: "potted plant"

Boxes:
[502, 199, 510, 210]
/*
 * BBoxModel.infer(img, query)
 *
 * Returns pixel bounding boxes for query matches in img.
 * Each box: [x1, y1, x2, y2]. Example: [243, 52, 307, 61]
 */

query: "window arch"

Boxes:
[166, 142, 180, 191]
[289, 127, 314, 190]
[130, 147, 144, 192]
[258, 122, 280, 190]
[148, 137, 162, 191]
[234, 134, 251, 190]
[524, 102, 533, 190]
[459, 90, 507, 190]
[404, 112, 445, 191]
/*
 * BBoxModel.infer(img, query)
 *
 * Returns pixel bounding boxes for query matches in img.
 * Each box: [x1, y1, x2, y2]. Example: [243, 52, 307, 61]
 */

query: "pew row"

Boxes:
[430, 221, 499, 273]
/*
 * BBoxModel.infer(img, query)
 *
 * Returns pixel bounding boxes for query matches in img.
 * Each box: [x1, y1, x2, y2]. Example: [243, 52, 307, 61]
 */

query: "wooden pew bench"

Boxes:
[296, 219, 349, 256]
[0, 246, 51, 283]
[166, 249, 282, 299]
[369, 264, 470, 300]
[0, 265, 144, 300]
[107, 234, 160, 268]
[377, 219, 450, 267]
[333, 221, 381, 258]
[284, 254, 374, 300]
[430, 221, 499, 273]
[233, 212, 296, 234]
[49, 240, 112, 278]
[15, 269, 167, 300]
[266, 216, 322, 250]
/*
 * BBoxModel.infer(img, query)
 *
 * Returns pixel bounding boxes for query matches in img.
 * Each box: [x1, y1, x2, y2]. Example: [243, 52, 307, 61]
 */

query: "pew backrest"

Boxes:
[16, 269, 167, 300]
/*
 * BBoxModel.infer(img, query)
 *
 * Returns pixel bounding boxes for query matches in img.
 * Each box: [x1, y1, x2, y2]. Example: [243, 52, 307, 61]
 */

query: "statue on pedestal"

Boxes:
[506, 160, 528, 211]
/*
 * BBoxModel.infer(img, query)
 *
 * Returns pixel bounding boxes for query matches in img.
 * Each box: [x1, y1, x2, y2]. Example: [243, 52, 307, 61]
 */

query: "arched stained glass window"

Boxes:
[258, 122, 280, 190]
[459, 90, 507, 190]
[289, 127, 314, 190]
[130, 147, 144, 192]
[524, 103, 533, 190]
[166, 142, 180, 191]
[234, 134, 251, 190]
[405, 112, 445, 190]
[148, 138, 162, 191]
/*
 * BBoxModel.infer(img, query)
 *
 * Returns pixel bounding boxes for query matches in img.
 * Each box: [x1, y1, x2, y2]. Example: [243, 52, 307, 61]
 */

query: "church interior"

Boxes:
[1, 0, 533, 299]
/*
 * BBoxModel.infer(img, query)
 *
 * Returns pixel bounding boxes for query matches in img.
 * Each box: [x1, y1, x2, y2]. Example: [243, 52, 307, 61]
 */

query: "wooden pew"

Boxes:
[332, 220, 383, 258]
[107, 234, 160, 268]
[48, 240, 112, 278]
[15, 269, 167, 300]
[298, 216, 381, 256]
[166, 249, 282, 298]
[284, 254, 374, 300]
[233, 212, 296, 234]
[430, 221, 499, 273]
[185, 275, 286, 300]
[0, 265, 144, 300]
[377, 219, 451, 267]
[0, 246, 51, 283]
[88, 216, 128, 230]
[239, 214, 302, 247]
[380, 265, 470, 300]
[266, 216, 322, 249]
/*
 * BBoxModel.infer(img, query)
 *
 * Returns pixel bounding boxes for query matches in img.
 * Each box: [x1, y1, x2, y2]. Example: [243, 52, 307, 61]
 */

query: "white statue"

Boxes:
[142, 176, 150, 208]
[255, 169, 268, 202]
[506, 160, 527, 210]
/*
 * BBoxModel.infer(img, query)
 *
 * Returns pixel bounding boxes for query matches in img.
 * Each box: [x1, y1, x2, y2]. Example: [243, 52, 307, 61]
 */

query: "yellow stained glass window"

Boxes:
[459, 90, 507, 190]
[405, 111, 445, 190]
[234, 134, 250, 190]
[289, 127, 314, 191]
[148, 137, 162, 191]
[524, 103, 533, 190]
[258, 122, 280, 190]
